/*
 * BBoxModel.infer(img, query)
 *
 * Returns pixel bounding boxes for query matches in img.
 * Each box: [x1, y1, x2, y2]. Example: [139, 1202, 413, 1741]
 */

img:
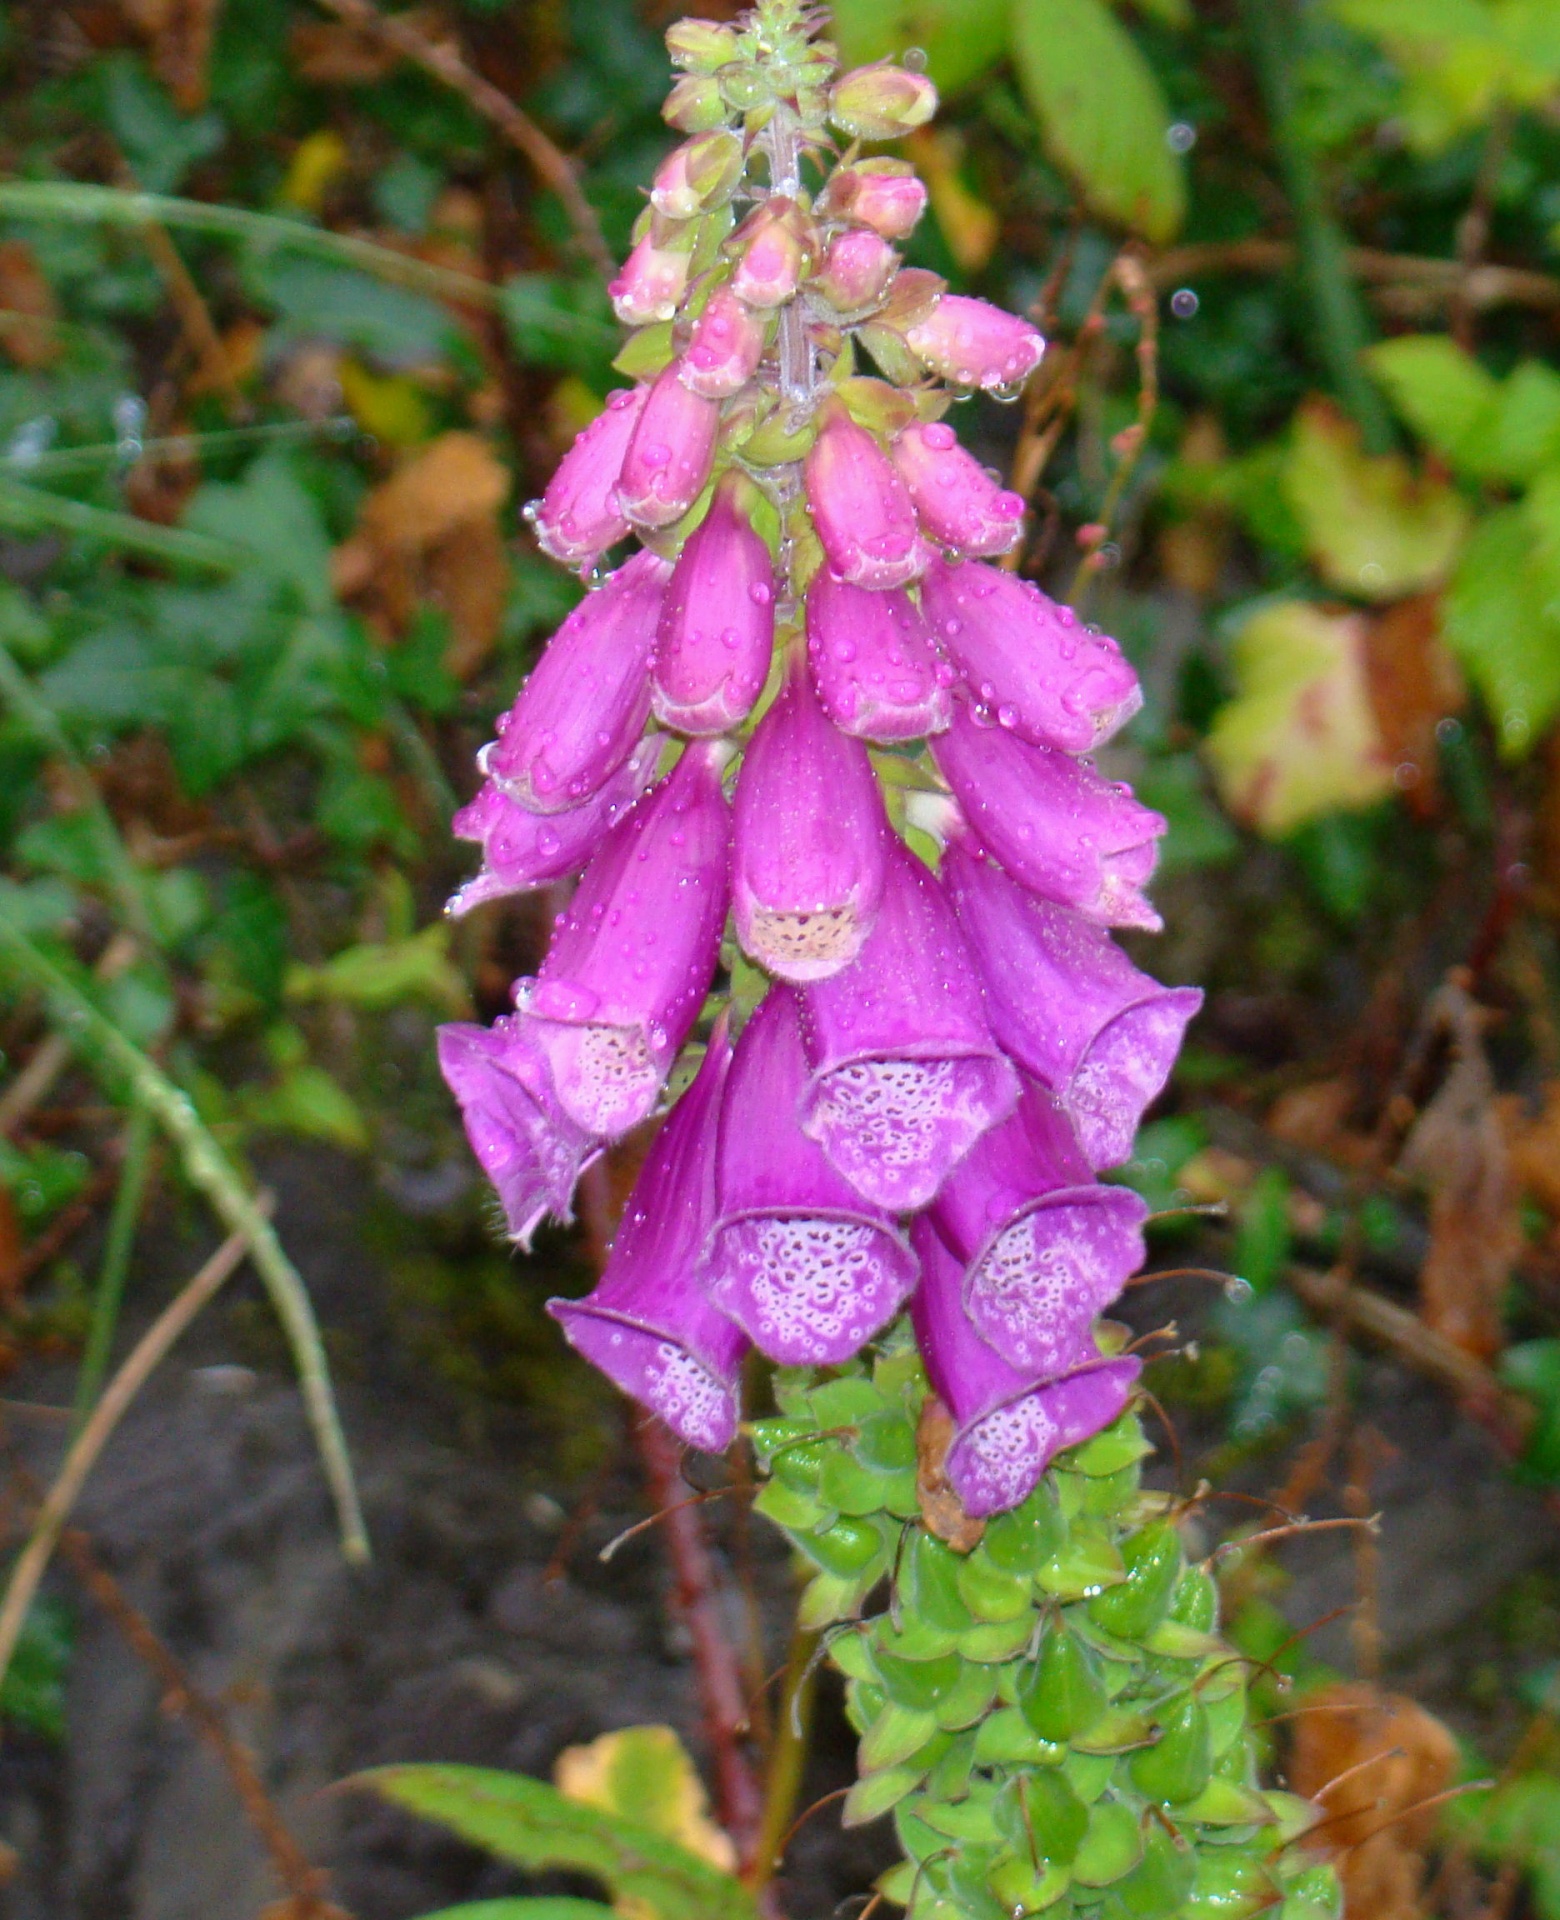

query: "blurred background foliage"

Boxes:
[2, 0, 1560, 1911]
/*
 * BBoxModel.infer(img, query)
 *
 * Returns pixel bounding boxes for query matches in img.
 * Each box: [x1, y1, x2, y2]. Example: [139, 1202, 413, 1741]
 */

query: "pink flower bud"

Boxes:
[680, 286, 768, 399]
[663, 74, 729, 134]
[609, 232, 693, 326]
[616, 358, 720, 529]
[650, 131, 744, 220]
[813, 228, 898, 313]
[666, 18, 740, 71]
[820, 159, 928, 240]
[803, 400, 930, 591]
[729, 197, 814, 308]
[653, 474, 776, 735]
[920, 558, 1142, 752]
[905, 294, 1046, 392]
[529, 384, 647, 569]
[829, 61, 938, 140]
[732, 648, 891, 982]
[806, 570, 952, 743]
[891, 421, 1025, 559]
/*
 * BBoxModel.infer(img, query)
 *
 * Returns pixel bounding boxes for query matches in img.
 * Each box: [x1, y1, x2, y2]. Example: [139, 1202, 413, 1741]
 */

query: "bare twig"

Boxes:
[0, 1210, 264, 1694]
[308, 0, 613, 279]
[748, 1625, 823, 1895]
[1148, 238, 1560, 316]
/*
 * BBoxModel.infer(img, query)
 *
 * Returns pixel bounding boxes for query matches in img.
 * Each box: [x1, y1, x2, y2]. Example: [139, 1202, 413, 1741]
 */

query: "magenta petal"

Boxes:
[447, 738, 661, 915]
[482, 550, 668, 814]
[920, 559, 1142, 752]
[521, 740, 730, 1137]
[437, 1018, 597, 1249]
[910, 1219, 1140, 1517]
[814, 228, 898, 312]
[653, 477, 776, 735]
[609, 233, 692, 326]
[702, 987, 918, 1365]
[681, 287, 769, 400]
[549, 1022, 748, 1452]
[732, 649, 891, 982]
[931, 704, 1166, 930]
[531, 386, 647, 569]
[929, 1086, 1147, 1373]
[803, 404, 931, 591]
[904, 295, 1045, 392]
[617, 359, 720, 529]
[820, 159, 927, 240]
[891, 424, 1024, 560]
[799, 839, 1017, 1211]
[943, 836, 1201, 1166]
[805, 570, 952, 743]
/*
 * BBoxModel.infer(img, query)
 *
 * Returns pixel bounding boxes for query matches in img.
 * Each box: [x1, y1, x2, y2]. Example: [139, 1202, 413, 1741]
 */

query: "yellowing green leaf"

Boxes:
[1205, 602, 1394, 835]
[1365, 335, 1498, 473]
[284, 924, 468, 1014]
[1011, 0, 1186, 242]
[1330, 0, 1560, 146]
[828, 0, 1010, 96]
[1443, 500, 1560, 757]
[555, 1728, 737, 1876]
[1283, 401, 1470, 600]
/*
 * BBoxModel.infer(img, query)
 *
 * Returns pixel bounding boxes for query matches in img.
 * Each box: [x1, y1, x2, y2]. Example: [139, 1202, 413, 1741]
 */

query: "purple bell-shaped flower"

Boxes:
[805, 569, 952, 743]
[798, 838, 1017, 1212]
[926, 1084, 1147, 1373]
[652, 472, 776, 736]
[520, 740, 730, 1138]
[447, 738, 661, 917]
[930, 704, 1166, 931]
[803, 400, 930, 591]
[943, 834, 1202, 1168]
[436, 1017, 599, 1249]
[919, 559, 1142, 753]
[617, 359, 720, 529]
[904, 294, 1045, 392]
[482, 550, 668, 815]
[702, 987, 918, 1366]
[530, 385, 647, 570]
[609, 232, 693, 326]
[891, 424, 1024, 560]
[910, 1218, 1141, 1517]
[681, 286, 769, 400]
[549, 1019, 748, 1453]
[732, 647, 891, 982]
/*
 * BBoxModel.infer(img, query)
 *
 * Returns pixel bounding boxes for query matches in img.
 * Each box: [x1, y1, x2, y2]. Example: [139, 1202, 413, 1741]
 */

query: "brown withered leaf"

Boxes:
[915, 1396, 985, 1553]
[1267, 1077, 1376, 1169]
[0, 1187, 23, 1313]
[119, 0, 222, 109]
[0, 241, 60, 369]
[1502, 1080, 1560, 1220]
[1361, 594, 1464, 819]
[1289, 1682, 1458, 1920]
[1399, 985, 1522, 1360]
[289, 9, 445, 85]
[333, 431, 510, 677]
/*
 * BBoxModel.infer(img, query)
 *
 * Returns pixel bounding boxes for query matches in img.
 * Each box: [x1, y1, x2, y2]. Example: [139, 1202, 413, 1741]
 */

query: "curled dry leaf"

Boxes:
[0, 242, 61, 369]
[1399, 986, 1522, 1361]
[332, 430, 511, 678]
[915, 1394, 986, 1553]
[1289, 1681, 1459, 1920]
[1361, 594, 1464, 820]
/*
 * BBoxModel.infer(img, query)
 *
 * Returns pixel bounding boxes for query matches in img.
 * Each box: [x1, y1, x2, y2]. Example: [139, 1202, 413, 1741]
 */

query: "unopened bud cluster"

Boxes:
[442, 0, 1196, 1517]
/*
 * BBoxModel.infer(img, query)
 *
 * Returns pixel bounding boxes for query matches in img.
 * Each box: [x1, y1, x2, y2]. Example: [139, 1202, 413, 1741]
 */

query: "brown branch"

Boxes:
[308, 0, 614, 279]
[1148, 238, 1560, 315]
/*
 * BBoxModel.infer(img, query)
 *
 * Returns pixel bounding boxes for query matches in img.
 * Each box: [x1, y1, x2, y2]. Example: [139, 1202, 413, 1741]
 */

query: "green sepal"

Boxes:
[819, 1448, 903, 1516]
[875, 1614, 964, 1661]
[1086, 1520, 1182, 1638]
[905, 1788, 1003, 1847]
[1128, 1694, 1214, 1804]
[844, 1677, 886, 1734]
[1071, 1798, 1145, 1886]
[1184, 1844, 1276, 1917]
[999, 1767, 1089, 1866]
[860, 1703, 941, 1771]
[743, 410, 820, 465]
[828, 1627, 874, 1683]
[1064, 1411, 1154, 1478]
[856, 1407, 917, 1471]
[808, 1375, 882, 1426]
[612, 323, 675, 379]
[1169, 1564, 1219, 1632]
[1263, 1790, 1324, 1843]
[960, 1615, 1038, 1663]
[875, 1861, 917, 1906]
[871, 1648, 965, 1710]
[1018, 1622, 1106, 1743]
[1205, 1682, 1252, 1761]
[747, 1416, 813, 1463]
[983, 1491, 1064, 1575]
[923, 1732, 976, 1803]
[843, 1763, 924, 1828]
[799, 1564, 877, 1629]
[973, 1706, 1049, 1768]
[751, 1479, 829, 1531]
[1062, 1747, 1117, 1803]
[1070, 1612, 1148, 1665]
[1035, 1525, 1125, 1601]
[1142, 1619, 1225, 1662]
[802, 1513, 885, 1576]
[1174, 1774, 1276, 1826]
[1070, 1703, 1156, 1755]
[1278, 1864, 1344, 1920]
[988, 1851, 1072, 1915]
[1079, 1463, 1146, 1515]
[1102, 1824, 1197, 1920]
[901, 1532, 976, 1635]
[933, 1661, 1000, 1730]
[956, 1552, 1036, 1623]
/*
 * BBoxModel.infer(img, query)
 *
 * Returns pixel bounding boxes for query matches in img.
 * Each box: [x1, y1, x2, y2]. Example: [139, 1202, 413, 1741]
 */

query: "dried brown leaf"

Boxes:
[289, 9, 445, 85]
[1268, 1077, 1375, 1168]
[0, 1188, 23, 1312]
[120, 0, 222, 109]
[1289, 1681, 1458, 1920]
[915, 1396, 985, 1553]
[1399, 988, 1522, 1359]
[1361, 594, 1464, 819]
[0, 242, 60, 369]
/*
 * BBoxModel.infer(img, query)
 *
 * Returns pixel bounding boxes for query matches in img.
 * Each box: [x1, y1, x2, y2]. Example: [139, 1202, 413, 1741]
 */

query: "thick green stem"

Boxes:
[73, 1093, 156, 1430]
[1241, 0, 1393, 453]
[0, 913, 370, 1564]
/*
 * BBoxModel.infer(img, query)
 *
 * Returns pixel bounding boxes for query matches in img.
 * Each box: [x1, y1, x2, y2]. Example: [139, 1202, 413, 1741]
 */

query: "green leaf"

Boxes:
[0, 1595, 72, 1742]
[356, 1765, 757, 1920]
[414, 1906, 614, 1920]
[1011, 0, 1186, 242]
[828, 0, 1011, 95]
[1443, 504, 1560, 757]
[284, 924, 467, 1014]
[99, 53, 224, 195]
[502, 274, 619, 380]
[1366, 334, 1499, 474]
[1498, 1339, 1560, 1484]
[553, 1726, 737, 1873]
[184, 451, 335, 612]
[251, 254, 460, 367]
